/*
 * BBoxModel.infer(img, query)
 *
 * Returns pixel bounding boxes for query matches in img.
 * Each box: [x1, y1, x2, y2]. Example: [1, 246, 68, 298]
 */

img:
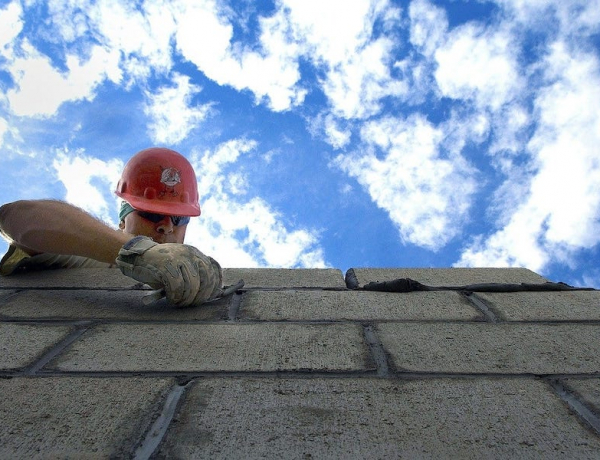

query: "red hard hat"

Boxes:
[115, 147, 200, 216]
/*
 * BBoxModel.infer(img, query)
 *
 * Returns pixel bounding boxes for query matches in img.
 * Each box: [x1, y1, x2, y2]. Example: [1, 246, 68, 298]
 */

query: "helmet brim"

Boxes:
[119, 193, 201, 217]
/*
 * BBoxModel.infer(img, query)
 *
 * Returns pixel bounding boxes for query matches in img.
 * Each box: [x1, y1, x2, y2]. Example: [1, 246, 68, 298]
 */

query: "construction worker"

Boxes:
[0, 147, 223, 307]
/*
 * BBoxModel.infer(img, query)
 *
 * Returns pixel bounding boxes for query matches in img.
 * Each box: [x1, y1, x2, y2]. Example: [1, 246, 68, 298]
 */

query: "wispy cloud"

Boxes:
[0, 2, 22, 49]
[334, 114, 477, 250]
[53, 150, 123, 225]
[286, 0, 405, 119]
[434, 23, 521, 111]
[457, 41, 600, 271]
[67, 0, 174, 79]
[186, 139, 327, 267]
[0, 117, 7, 148]
[6, 40, 119, 117]
[144, 73, 212, 144]
[173, 0, 306, 111]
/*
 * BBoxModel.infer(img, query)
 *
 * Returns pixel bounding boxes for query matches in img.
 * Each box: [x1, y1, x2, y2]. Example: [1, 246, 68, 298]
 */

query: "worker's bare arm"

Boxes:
[0, 200, 131, 264]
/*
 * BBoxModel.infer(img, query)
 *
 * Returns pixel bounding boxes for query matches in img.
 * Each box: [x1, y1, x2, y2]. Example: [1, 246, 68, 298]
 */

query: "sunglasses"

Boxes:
[137, 211, 191, 226]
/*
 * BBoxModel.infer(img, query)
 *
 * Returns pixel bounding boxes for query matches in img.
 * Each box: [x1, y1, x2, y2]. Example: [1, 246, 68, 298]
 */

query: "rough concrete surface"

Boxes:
[50, 323, 371, 372]
[241, 289, 483, 321]
[0, 289, 229, 321]
[1, 266, 599, 459]
[0, 288, 17, 303]
[478, 291, 600, 321]
[159, 377, 600, 459]
[347, 267, 548, 288]
[378, 322, 600, 374]
[0, 267, 138, 289]
[0, 377, 173, 459]
[0, 323, 73, 370]
[223, 267, 346, 288]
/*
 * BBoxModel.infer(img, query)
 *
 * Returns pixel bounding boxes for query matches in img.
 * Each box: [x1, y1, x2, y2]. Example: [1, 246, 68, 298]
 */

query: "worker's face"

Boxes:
[120, 211, 188, 244]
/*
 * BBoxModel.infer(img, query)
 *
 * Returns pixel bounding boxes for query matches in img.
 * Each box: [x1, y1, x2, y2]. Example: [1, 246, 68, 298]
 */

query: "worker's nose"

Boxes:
[156, 216, 174, 234]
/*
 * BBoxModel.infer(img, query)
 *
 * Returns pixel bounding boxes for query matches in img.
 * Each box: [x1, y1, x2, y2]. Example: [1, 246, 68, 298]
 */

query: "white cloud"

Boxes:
[308, 113, 352, 149]
[161, 0, 406, 120]
[457, 42, 600, 272]
[4, 0, 308, 118]
[497, 0, 600, 37]
[55, 0, 175, 80]
[286, 0, 405, 119]
[0, 1, 22, 49]
[295, 0, 411, 145]
[144, 73, 212, 144]
[334, 114, 477, 250]
[581, 271, 600, 289]
[90, 0, 176, 80]
[285, 0, 386, 64]
[3, 0, 178, 119]
[5, 0, 406, 123]
[185, 139, 327, 268]
[190, 195, 326, 268]
[53, 150, 123, 225]
[488, 103, 530, 158]
[527, 44, 600, 248]
[321, 37, 408, 119]
[434, 23, 522, 110]
[6, 40, 120, 117]
[406, 0, 600, 275]
[408, 0, 448, 57]
[0, 117, 7, 147]
[323, 115, 352, 149]
[46, 0, 95, 43]
[173, 0, 306, 111]
[195, 138, 254, 199]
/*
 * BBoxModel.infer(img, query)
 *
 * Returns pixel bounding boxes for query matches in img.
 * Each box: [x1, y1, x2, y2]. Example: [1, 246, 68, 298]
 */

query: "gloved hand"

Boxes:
[116, 236, 223, 307]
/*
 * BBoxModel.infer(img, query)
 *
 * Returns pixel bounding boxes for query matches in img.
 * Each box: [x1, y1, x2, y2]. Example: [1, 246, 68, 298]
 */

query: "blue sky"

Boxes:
[1, 0, 599, 287]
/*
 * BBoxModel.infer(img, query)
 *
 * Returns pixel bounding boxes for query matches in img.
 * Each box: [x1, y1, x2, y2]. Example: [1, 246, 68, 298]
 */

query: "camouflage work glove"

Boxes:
[116, 236, 223, 307]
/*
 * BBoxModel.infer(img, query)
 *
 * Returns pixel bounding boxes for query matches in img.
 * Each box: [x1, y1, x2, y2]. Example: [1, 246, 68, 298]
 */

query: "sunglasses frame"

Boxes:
[136, 211, 190, 226]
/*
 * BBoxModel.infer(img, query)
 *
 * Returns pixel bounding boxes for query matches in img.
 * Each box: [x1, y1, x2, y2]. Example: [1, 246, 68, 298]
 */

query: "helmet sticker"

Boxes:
[160, 167, 181, 196]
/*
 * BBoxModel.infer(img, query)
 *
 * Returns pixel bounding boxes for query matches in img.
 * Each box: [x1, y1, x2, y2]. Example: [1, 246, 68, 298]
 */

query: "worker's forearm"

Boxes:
[0, 200, 131, 264]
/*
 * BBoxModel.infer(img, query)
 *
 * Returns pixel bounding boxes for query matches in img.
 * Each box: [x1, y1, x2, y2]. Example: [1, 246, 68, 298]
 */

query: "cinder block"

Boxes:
[223, 268, 346, 288]
[378, 323, 600, 374]
[0, 289, 18, 303]
[0, 323, 73, 370]
[158, 377, 600, 458]
[0, 268, 139, 289]
[0, 290, 229, 321]
[478, 291, 600, 321]
[563, 378, 600, 415]
[241, 290, 482, 321]
[50, 323, 370, 372]
[0, 377, 173, 458]
[346, 267, 548, 289]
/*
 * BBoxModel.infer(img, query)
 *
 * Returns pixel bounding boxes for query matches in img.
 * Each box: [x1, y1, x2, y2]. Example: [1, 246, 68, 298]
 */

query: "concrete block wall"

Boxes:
[1, 267, 600, 458]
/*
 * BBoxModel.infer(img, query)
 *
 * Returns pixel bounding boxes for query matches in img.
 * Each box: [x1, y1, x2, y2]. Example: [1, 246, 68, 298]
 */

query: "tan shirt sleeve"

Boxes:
[0, 244, 114, 276]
